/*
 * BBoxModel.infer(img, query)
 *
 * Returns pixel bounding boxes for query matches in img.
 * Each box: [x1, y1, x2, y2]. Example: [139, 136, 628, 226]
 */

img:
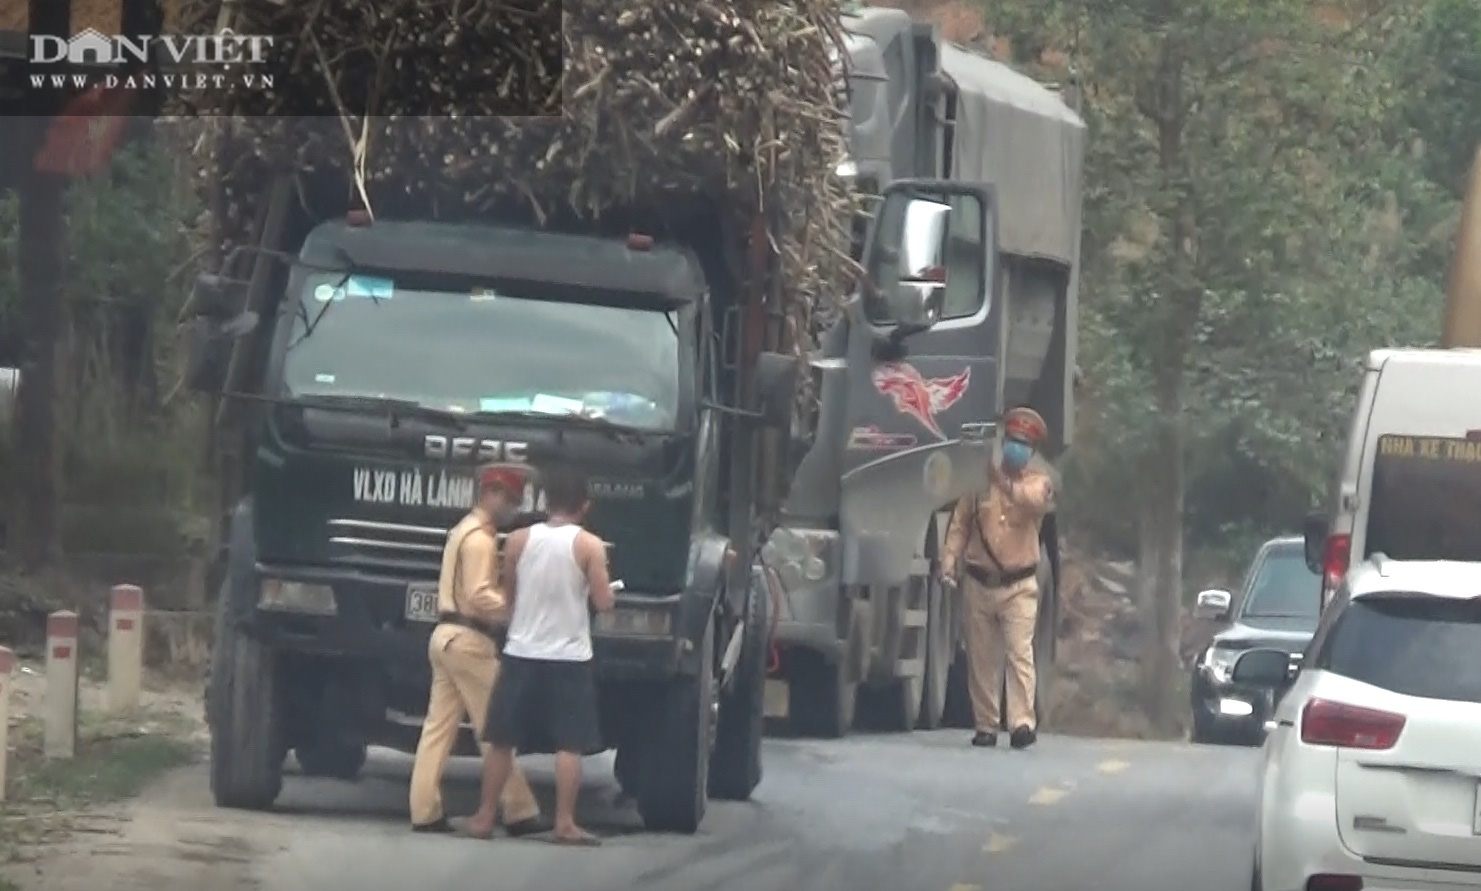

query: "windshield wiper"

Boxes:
[287, 393, 468, 429]
[471, 410, 656, 439]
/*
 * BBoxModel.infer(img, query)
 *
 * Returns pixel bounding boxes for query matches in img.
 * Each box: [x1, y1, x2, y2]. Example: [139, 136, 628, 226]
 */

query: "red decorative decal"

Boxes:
[115, 618, 135, 632]
[51, 645, 72, 661]
[847, 426, 917, 450]
[870, 363, 971, 440]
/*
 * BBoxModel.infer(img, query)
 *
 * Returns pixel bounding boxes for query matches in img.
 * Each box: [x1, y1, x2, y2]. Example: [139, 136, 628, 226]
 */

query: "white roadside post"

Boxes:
[44, 610, 79, 759]
[108, 584, 145, 712]
[0, 646, 13, 800]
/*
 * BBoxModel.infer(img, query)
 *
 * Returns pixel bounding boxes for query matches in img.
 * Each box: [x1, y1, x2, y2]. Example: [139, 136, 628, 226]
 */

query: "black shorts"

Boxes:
[483, 654, 602, 755]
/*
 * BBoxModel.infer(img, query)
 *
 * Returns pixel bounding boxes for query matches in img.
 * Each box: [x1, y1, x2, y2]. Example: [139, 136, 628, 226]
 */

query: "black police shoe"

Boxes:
[412, 816, 454, 834]
[1009, 725, 1037, 749]
[971, 731, 997, 747]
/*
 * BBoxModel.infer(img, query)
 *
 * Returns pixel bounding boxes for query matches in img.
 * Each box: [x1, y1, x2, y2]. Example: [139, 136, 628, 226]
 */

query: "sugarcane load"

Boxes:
[184, 0, 884, 836]
[178, 0, 857, 340]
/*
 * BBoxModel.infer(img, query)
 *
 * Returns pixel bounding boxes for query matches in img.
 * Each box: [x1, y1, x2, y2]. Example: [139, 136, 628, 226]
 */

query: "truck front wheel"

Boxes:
[208, 599, 286, 810]
[709, 580, 767, 800]
[637, 621, 714, 833]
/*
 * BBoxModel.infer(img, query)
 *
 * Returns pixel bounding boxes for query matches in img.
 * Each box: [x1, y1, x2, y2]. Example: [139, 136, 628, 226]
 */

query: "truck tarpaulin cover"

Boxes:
[181, 0, 857, 342]
[939, 44, 1086, 265]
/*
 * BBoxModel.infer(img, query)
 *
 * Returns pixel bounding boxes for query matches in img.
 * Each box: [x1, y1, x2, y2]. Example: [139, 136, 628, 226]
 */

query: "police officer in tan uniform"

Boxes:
[408, 464, 546, 835]
[940, 407, 1055, 749]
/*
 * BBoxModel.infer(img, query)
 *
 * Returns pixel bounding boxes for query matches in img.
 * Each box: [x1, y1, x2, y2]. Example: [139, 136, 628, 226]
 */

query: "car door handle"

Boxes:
[1263, 721, 1277, 734]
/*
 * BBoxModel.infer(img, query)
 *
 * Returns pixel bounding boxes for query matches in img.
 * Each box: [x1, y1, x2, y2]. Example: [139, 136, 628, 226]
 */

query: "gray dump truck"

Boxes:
[765, 7, 1086, 736]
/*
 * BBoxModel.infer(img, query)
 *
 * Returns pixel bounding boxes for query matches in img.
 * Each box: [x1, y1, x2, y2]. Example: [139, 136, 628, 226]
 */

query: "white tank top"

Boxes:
[503, 522, 592, 662]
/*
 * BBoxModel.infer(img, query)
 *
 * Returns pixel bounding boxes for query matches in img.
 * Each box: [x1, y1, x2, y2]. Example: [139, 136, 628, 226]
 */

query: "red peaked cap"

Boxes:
[478, 464, 529, 495]
[1003, 407, 1048, 447]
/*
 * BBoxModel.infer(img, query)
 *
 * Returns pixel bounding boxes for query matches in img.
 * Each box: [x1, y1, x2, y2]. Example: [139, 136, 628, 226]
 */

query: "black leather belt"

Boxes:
[437, 612, 506, 646]
[964, 563, 1037, 588]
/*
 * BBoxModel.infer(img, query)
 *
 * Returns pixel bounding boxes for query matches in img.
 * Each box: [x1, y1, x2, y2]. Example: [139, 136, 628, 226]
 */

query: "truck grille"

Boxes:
[326, 518, 447, 575]
[325, 518, 614, 576]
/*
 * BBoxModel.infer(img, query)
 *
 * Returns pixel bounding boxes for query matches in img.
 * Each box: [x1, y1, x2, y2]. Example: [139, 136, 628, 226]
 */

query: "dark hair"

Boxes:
[543, 466, 590, 514]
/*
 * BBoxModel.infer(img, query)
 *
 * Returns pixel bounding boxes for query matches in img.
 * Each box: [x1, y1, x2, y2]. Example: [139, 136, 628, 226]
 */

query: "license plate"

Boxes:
[764, 679, 789, 719]
[1474, 780, 1481, 835]
[405, 583, 440, 623]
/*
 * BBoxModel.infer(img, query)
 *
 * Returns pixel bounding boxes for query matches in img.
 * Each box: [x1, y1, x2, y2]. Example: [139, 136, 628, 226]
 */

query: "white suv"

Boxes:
[1241, 557, 1481, 891]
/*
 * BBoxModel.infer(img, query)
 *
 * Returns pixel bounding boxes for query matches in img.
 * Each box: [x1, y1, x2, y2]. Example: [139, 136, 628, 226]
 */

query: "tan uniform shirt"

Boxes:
[942, 467, 1054, 578]
[436, 510, 507, 625]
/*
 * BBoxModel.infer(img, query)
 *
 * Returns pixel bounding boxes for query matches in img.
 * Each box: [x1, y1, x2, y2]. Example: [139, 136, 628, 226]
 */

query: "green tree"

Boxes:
[989, 0, 1442, 731]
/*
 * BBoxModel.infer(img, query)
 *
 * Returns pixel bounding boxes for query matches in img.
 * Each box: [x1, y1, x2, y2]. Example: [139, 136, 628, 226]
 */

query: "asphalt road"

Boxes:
[26, 732, 1262, 891]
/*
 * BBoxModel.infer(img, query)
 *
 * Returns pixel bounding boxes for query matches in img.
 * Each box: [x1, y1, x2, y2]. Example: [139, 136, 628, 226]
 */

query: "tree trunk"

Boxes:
[14, 118, 67, 570]
[1136, 361, 1188, 737]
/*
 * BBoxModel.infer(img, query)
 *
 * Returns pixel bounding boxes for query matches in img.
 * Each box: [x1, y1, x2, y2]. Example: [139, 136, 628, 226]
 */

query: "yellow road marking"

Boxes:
[1028, 784, 1070, 806]
[983, 831, 1020, 853]
[1097, 758, 1130, 775]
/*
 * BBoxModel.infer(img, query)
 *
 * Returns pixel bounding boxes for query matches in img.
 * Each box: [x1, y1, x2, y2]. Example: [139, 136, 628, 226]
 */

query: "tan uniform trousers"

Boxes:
[963, 574, 1039, 733]
[408, 624, 540, 825]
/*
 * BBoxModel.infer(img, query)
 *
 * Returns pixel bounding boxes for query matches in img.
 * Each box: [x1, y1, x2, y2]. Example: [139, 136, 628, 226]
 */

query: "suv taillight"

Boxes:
[1301, 698, 1405, 750]
[1322, 533, 1351, 596]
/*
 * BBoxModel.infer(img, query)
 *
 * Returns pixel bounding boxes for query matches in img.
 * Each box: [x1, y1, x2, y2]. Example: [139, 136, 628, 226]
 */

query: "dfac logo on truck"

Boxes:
[871, 362, 971, 440]
[424, 436, 528, 463]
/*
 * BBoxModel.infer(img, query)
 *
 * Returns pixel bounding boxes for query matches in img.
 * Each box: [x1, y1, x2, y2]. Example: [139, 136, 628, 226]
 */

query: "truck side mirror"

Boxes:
[185, 311, 259, 394]
[862, 179, 996, 337]
[190, 273, 249, 319]
[752, 351, 798, 430]
[888, 198, 951, 327]
[1302, 511, 1328, 573]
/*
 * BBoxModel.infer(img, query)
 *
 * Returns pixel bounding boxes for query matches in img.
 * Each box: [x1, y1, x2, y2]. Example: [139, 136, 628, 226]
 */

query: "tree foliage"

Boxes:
[982, 0, 1452, 729]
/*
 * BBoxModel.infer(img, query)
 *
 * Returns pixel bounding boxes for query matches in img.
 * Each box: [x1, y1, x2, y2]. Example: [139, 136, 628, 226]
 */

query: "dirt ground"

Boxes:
[0, 661, 235, 891]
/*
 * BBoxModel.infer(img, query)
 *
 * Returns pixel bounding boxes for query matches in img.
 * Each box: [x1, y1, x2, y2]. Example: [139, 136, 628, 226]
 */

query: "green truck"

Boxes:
[185, 163, 982, 831]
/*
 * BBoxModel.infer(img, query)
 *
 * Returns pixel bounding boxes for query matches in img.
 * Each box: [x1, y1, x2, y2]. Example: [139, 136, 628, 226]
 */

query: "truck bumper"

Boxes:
[245, 563, 684, 680]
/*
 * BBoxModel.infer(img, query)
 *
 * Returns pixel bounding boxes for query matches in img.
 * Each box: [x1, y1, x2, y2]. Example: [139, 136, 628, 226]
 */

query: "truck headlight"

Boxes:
[595, 607, 671, 636]
[835, 158, 858, 179]
[258, 580, 337, 615]
[803, 556, 826, 581]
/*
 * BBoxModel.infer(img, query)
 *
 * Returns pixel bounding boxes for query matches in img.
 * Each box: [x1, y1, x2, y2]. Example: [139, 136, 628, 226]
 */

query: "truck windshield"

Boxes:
[283, 273, 681, 430]
[1366, 434, 1481, 562]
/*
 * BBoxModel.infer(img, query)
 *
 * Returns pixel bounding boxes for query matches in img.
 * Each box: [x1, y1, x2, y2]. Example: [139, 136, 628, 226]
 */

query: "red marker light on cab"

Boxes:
[346, 209, 372, 227]
[627, 233, 654, 251]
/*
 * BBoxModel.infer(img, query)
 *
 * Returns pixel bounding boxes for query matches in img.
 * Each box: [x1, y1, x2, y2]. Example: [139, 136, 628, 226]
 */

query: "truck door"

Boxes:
[836, 180, 1001, 584]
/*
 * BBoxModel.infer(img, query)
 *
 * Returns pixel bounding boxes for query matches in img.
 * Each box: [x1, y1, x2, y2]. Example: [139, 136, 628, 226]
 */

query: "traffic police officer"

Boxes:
[408, 463, 546, 835]
[940, 407, 1055, 749]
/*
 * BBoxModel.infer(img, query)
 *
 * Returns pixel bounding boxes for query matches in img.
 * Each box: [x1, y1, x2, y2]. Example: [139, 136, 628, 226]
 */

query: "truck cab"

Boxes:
[768, 8, 1085, 737]
[190, 207, 799, 833]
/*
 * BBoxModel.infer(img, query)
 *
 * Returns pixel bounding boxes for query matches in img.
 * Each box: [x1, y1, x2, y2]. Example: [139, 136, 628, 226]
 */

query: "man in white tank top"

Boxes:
[464, 466, 615, 845]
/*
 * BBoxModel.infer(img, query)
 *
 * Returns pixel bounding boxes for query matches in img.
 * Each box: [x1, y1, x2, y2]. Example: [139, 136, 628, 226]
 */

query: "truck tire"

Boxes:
[637, 621, 714, 833]
[293, 741, 367, 780]
[790, 650, 856, 738]
[208, 601, 285, 810]
[709, 580, 767, 800]
[918, 571, 951, 729]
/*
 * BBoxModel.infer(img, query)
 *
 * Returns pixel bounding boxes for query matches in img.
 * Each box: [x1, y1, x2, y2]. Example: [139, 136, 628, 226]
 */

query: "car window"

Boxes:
[1240, 548, 1322, 621]
[1366, 434, 1481, 562]
[1313, 594, 1481, 703]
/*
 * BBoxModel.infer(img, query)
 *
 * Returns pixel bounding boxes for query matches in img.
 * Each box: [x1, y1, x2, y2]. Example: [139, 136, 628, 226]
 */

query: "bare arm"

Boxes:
[499, 528, 529, 616]
[940, 495, 971, 578]
[578, 532, 615, 612]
